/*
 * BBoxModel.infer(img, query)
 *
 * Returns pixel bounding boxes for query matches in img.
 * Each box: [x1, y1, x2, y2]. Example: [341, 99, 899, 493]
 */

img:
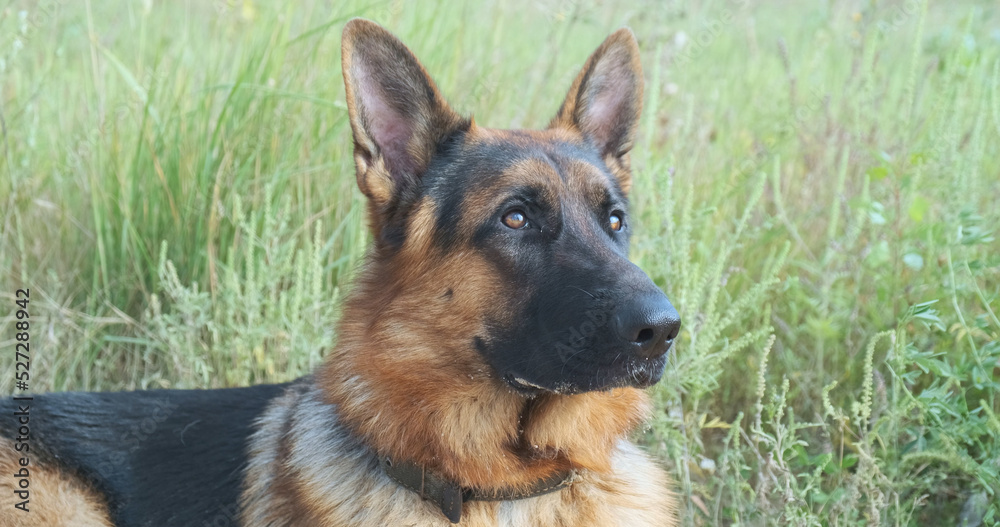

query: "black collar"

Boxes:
[379, 455, 574, 523]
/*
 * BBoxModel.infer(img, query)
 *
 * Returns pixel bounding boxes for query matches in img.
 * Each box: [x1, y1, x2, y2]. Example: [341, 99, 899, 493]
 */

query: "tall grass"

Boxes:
[1, 0, 997, 524]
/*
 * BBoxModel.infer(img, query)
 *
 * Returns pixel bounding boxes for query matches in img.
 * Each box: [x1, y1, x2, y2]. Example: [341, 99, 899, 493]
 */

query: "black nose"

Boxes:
[615, 292, 681, 360]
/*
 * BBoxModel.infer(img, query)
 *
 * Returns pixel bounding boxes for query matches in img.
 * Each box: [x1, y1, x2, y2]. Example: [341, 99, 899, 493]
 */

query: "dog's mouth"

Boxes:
[503, 375, 560, 396]
[501, 352, 668, 396]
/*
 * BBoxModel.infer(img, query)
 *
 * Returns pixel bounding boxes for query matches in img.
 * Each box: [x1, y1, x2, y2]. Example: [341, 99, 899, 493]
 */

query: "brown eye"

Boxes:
[609, 213, 623, 232]
[502, 210, 527, 229]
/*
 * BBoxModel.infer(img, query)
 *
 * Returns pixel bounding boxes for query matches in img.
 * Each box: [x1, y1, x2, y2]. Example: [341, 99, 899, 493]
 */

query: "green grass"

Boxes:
[2, 0, 998, 524]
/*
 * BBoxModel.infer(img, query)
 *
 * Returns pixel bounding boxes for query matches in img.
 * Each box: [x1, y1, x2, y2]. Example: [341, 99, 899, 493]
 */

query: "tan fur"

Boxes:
[316, 248, 544, 490]
[0, 442, 112, 527]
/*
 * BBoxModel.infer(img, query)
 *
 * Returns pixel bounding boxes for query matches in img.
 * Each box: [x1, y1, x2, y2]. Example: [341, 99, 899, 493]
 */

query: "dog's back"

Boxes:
[0, 384, 286, 526]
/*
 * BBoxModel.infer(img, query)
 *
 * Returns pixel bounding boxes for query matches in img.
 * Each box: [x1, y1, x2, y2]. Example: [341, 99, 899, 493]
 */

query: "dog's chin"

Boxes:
[501, 355, 668, 396]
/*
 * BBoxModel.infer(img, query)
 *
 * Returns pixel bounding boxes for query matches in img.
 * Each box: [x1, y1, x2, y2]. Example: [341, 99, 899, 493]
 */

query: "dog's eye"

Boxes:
[609, 212, 623, 232]
[502, 210, 528, 229]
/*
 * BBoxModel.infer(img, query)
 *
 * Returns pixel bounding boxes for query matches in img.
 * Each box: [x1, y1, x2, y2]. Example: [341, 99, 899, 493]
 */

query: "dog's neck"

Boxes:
[316, 264, 651, 490]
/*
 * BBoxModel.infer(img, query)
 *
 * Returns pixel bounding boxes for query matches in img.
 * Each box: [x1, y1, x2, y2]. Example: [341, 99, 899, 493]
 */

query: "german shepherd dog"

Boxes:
[1, 19, 681, 527]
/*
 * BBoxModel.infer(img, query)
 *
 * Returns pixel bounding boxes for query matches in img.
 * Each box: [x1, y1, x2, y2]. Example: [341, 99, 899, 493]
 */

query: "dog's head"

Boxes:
[341, 19, 679, 395]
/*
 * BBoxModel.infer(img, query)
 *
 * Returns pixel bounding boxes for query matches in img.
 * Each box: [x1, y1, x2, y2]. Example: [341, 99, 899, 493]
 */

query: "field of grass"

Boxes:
[2, 0, 998, 524]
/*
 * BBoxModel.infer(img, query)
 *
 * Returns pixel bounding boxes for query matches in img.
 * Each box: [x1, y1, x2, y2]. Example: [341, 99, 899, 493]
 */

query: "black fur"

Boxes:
[1, 384, 287, 526]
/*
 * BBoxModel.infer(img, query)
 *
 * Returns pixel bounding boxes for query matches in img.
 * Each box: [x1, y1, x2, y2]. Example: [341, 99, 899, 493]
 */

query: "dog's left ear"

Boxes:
[549, 28, 643, 193]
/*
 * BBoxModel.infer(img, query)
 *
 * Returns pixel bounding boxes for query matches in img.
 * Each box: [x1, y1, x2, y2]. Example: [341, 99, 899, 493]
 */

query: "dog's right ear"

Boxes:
[341, 19, 464, 232]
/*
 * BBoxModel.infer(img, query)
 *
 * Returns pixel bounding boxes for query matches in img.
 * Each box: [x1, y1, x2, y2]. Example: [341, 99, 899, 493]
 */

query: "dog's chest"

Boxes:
[239, 382, 675, 527]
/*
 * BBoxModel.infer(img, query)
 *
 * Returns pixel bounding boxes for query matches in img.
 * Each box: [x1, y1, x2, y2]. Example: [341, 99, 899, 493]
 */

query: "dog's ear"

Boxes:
[341, 19, 464, 224]
[549, 28, 643, 192]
